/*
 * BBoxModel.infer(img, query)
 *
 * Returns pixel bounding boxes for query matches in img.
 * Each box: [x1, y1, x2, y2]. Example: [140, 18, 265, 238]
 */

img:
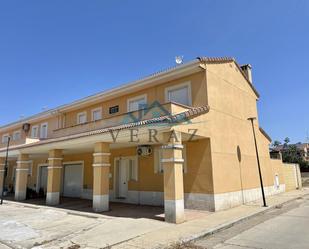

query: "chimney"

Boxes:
[240, 64, 252, 83]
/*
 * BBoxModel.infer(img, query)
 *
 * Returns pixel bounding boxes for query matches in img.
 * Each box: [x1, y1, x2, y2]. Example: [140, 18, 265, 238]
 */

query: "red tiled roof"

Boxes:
[197, 57, 260, 98]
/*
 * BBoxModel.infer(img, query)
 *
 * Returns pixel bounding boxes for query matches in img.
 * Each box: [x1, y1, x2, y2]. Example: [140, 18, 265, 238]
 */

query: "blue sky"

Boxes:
[0, 0, 308, 143]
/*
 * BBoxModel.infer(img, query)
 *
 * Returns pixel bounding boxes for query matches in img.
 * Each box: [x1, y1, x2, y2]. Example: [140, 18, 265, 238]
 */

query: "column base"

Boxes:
[164, 199, 185, 224]
[15, 190, 26, 201]
[93, 194, 109, 212]
[46, 192, 60, 205]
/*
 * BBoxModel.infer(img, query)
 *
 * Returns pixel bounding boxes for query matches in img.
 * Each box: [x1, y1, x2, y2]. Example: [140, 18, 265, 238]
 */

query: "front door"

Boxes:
[116, 158, 128, 199]
[63, 164, 83, 198]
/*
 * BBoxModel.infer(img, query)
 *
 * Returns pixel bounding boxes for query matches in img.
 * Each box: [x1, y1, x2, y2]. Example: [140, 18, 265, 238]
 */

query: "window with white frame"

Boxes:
[127, 94, 147, 112]
[12, 131, 21, 141]
[2, 134, 10, 144]
[165, 82, 192, 106]
[91, 107, 102, 121]
[31, 125, 39, 138]
[40, 123, 48, 139]
[154, 145, 187, 174]
[77, 112, 87, 124]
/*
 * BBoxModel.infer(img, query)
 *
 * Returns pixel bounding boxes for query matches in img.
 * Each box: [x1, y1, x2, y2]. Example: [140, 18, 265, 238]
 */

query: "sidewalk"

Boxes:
[1, 188, 308, 249]
[112, 188, 309, 249]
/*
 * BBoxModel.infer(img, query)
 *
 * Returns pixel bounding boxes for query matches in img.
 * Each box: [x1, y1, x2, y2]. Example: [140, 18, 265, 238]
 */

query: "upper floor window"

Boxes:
[91, 107, 102, 121]
[12, 131, 21, 141]
[109, 105, 119, 114]
[127, 94, 147, 112]
[2, 134, 10, 144]
[31, 125, 39, 138]
[77, 112, 87, 124]
[165, 82, 192, 106]
[40, 123, 48, 139]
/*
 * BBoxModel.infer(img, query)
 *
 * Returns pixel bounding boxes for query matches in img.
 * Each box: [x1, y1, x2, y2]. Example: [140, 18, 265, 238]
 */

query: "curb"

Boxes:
[181, 192, 309, 244]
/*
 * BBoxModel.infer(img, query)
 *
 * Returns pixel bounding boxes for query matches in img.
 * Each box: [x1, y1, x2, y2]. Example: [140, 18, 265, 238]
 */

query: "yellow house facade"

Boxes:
[0, 57, 292, 223]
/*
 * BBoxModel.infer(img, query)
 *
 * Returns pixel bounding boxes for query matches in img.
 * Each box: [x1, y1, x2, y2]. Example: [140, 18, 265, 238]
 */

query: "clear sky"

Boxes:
[0, 0, 308, 143]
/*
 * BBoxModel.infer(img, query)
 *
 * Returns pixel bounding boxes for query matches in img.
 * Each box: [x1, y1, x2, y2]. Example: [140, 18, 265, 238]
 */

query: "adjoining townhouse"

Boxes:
[0, 57, 298, 223]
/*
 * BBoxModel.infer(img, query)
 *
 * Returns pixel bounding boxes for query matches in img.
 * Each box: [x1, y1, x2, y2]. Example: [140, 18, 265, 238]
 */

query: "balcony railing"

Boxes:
[53, 102, 189, 138]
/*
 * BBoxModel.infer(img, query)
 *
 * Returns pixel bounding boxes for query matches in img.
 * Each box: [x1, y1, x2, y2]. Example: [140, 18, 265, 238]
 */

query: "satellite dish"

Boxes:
[175, 56, 183, 65]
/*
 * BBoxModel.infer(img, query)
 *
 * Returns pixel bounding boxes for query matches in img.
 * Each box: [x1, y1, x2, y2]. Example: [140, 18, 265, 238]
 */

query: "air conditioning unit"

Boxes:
[137, 145, 152, 156]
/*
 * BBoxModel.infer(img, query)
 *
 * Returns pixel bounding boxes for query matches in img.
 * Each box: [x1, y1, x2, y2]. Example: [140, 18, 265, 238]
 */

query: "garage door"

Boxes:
[63, 164, 83, 198]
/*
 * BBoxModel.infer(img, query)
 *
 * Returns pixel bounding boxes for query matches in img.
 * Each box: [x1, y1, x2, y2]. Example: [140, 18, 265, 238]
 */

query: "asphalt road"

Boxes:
[193, 195, 309, 249]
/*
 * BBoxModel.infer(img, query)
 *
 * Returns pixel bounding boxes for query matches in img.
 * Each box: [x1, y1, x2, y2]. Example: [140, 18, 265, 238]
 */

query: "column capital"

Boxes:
[94, 142, 110, 153]
[48, 149, 63, 158]
[18, 154, 29, 161]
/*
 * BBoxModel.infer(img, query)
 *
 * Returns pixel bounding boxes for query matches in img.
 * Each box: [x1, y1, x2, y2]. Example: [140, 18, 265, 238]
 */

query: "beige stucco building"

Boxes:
[0, 57, 299, 223]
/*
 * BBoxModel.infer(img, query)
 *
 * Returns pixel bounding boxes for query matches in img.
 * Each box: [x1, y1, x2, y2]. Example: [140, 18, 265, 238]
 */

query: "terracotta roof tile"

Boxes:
[0, 106, 209, 152]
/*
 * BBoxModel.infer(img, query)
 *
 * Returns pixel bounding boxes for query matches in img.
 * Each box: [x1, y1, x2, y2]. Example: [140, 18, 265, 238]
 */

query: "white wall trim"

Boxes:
[93, 152, 111, 156]
[92, 163, 111, 167]
[161, 158, 184, 163]
[161, 144, 184, 149]
[16, 168, 29, 171]
[48, 157, 63, 160]
[16, 160, 31, 164]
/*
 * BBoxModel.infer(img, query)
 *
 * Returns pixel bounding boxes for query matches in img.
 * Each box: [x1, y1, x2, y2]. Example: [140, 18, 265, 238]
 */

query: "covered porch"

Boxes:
[1, 120, 209, 223]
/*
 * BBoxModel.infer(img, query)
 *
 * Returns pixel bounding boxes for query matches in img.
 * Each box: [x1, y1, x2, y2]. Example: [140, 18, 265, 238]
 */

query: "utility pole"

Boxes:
[248, 117, 267, 207]
[1, 136, 10, 205]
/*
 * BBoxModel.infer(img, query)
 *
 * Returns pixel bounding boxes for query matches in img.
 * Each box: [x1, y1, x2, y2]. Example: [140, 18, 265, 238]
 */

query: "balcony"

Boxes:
[53, 102, 189, 139]
[0, 137, 40, 150]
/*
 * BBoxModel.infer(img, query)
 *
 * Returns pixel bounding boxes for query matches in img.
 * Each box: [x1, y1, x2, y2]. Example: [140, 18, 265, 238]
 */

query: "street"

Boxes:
[192, 195, 309, 249]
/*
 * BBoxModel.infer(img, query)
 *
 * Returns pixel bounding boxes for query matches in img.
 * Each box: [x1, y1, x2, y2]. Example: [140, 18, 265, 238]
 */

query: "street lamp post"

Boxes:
[1, 136, 10, 205]
[248, 117, 267, 207]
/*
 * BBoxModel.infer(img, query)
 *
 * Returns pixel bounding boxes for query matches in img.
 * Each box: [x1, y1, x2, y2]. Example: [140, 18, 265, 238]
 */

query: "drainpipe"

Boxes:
[1, 136, 10, 205]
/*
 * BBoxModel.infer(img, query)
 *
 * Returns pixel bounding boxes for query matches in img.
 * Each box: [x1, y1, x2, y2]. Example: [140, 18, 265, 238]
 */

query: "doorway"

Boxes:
[114, 156, 138, 199]
[63, 163, 83, 198]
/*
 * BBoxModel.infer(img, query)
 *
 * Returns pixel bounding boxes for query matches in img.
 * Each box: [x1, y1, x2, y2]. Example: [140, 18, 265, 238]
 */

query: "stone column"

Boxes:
[92, 142, 110, 212]
[46, 149, 63, 205]
[15, 154, 30, 201]
[0, 157, 6, 195]
[161, 130, 185, 223]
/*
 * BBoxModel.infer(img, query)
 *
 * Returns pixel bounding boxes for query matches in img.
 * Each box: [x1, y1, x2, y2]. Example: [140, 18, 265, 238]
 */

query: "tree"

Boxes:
[281, 144, 309, 170]
[272, 140, 281, 148]
[284, 137, 290, 145]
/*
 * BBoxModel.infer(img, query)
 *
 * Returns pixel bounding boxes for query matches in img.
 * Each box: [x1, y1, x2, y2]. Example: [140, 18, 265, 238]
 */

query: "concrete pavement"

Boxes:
[0, 188, 308, 249]
[194, 194, 309, 249]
